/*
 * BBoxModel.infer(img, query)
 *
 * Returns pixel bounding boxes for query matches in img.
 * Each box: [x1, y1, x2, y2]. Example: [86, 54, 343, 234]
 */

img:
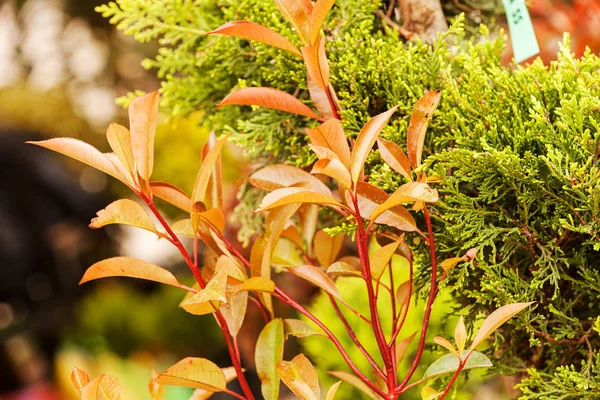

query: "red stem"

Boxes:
[143, 196, 255, 400]
[274, 288, 389, 399]
[396, 206, 438, 393]
[388, 263, 398, 378]
[438, 355, 469, 399]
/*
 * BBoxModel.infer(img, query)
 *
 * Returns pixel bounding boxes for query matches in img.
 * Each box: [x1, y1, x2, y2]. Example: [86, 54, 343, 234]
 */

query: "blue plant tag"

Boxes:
[501, 0, 540, 63]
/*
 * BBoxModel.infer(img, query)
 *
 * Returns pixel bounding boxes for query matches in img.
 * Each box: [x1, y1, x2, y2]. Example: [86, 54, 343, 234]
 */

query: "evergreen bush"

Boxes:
[98, 1, 600, 397]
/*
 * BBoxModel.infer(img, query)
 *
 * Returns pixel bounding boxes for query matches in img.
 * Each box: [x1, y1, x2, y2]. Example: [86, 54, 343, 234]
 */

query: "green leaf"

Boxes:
[256, 319, 285, 400]
[156, 358, 226, 392]
[422, 351, 492, 382]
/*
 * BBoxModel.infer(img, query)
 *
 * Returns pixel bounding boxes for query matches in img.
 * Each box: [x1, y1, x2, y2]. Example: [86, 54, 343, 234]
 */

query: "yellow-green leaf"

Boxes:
[218, 87, 320, 120]
[470, 302, 534, 350]
[180, 269, 228, 315]
[350, 106, 398, 183]
[455, 316, 467, 354]
[71, 367, 91, 396]
[276, 354, 320, 400]
[370, 182, 439, 222]
[156, 358, 226, 392]
[328, 371, 382, 400]
[325, 381, 342, 400]
[256, 187, 342, 212]
[421, 386, 440, 400]
[422, 351, 492, 382]
[308, 0, 336, 45]
[305, 118, 350, 169]
[377, 138, 412, 181]
[81, 374, 121, 400]
[129, 92, 159, 182]
[80, 257, 181, 288]
[407, 90, 441, 168]
[256, 319, 285, 400]
[89, 199, 157, 234]
[283, 319, 323, 338]
[370, 241, 400, 280]
[150, 182, 192, 213]
[208, 20, 301, 56]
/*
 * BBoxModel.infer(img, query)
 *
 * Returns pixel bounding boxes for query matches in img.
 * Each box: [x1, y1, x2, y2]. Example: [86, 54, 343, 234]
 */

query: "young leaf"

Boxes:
[81, 374, 121, 400]
[71, 367, 91, 396]
[195, 208, 226, 233]
[350, 106, 398, 183]
[276, 354, 320, 400]
[326, 381, 342, 400]
[216, 255, 247, 283]
[150, 182, 192, 213]
[433, 336, 459, 358]
[370, 241, 400, 280]
[230, 277, 276, 295]
[350, 182, 417, 231]
[273, 0, 312, 43]
[283, 319, 323, 338]
[439, 257, 467, 273]
[327, 261, 362, 278]
[287, 265, 343, 301]
[305, 118, 351, 168]
[191, 136, 228, 207]
[370, 182, 439, 222]
[406, 90, 441, 168]
[396, 280, 410, 310]
[455, 316, 467, 354]
[129, 92, 159, 182]
[307, 76, 334, 119]
[422, 351, 492, 382]
[470, 302, 534, 350]
[189, 367, 240, 400]
[156, 358, 226, 392]
[313, 230, 344, 267]
[395, 332, 417, 365]
[218, 87, 321, 120]
[256, 187, 342, 212]
[311, 158, 351, 189]
[89, 199, 157, 234]
[208, 21, 301, 56]
[301, 38, 329, 90]
[421, 386, 440, 400]
[308, 0, 336, 44]
[106, 123, 135, 179]
[298, 204, 319, 248]
[180, 269, 228, 315]
[201, 132, 223, 210]
[377, 138, 412, 181]
[80, 257, 182, 288]
[250, 164, 332, 196]
[220, 291, 248, 337]
[328, 371, 382, 400]
[256, 319, 285, 400]
[27, 138, 127, 184]
[148, 370, 165, 400]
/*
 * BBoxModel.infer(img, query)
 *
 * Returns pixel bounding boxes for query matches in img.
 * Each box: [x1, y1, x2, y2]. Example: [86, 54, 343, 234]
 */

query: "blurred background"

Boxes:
[0, 0, 599, 399]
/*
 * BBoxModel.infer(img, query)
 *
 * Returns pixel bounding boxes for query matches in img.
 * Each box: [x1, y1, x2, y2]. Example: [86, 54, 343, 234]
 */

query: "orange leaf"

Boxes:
[208, 20, 301, 56]
[307, 75, 334, 119]
[192, 135, 228, 207]
[327, 261, 362, 278]
[370, 182, 438, 222]
[106, 123, 135, 180]
[287, 265, 342, 301]
[189, 367, 240, 400]
[311, 158, 351, 189]
[313, 230, 344, 267]
[455, 316, 467, 354]
[350, 106, 398, 183]
[396, 332, 417, 366]
[406, 90, 441, 168]
[250, 164, 332, 196]
[80, 257, 182, 288]
[129, 92, 159, 182]
[71, 367, 91, 396]
[156, 358, 226, 391]
[27, 138, 128, 185]
[377, 138, 412, 181]
[218, 87, 321, 120]
[273, 0, 312, 43]
[89, 199, 157, 234]
[301, 38, 329, 90]
[326, 381, 342, 400]
[283, 319, 323, 338]
[256, 187, 342, 212]
[201, 132, 223, 209]
[434, 336, 460, 358]
[81, 374, 121, 400]
[220, 291, 248, 337]
[148, 370, 165, 400]
[276, 354, 320, 400]
[470, 302, 534, 350]
[308, 0, 336, 45]
[180, 269, 228, 315]
[305, 118, 351, 168]
[150, 182, 191, 213]
[370, 241, 400, 280]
